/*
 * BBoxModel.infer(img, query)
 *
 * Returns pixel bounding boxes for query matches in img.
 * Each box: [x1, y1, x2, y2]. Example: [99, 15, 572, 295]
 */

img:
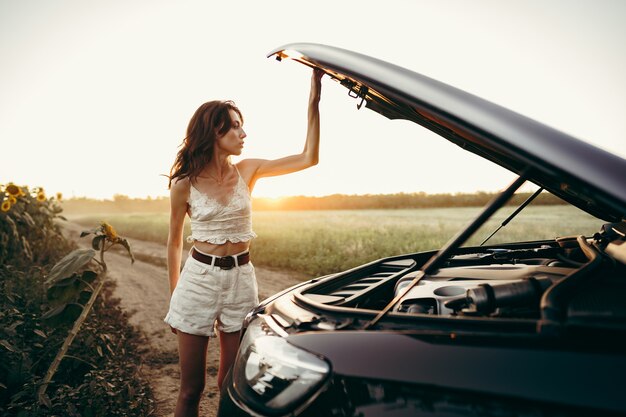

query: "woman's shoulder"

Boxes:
[171, 176, 191, 188]
[236, 160, 262, 191]
[236, 158, 266, 176]
[170, 176, 191, 198]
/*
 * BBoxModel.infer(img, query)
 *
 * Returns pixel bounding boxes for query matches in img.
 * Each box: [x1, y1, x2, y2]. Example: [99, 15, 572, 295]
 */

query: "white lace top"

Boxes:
[186, 171, 257, 245]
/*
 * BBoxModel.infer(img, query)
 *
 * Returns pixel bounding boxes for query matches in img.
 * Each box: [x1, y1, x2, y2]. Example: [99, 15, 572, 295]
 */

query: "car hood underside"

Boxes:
[268, 43, 626, 221]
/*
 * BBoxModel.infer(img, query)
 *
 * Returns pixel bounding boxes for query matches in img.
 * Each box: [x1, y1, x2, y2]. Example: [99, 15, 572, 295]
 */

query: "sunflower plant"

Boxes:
[36, 221, 134, 406]
[1, 183, 153, 416]
[0, 183, 65, 266]
[78, 222, 135, 268]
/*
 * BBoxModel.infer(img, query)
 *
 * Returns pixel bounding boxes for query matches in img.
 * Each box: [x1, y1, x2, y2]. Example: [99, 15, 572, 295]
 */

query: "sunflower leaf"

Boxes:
[80, 227, 99, 238]
[41, 303, 69, 320]
[118, 238, 135, 264]
[92, 235, 105, 251]
[22, 211, 35, 227]
[0, 339, 17, 353]
[45, 249, 95, 287]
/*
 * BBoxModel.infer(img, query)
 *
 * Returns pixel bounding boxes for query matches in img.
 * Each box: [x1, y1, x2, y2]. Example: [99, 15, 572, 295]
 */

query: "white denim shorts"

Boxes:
[164, 254, 259, 337]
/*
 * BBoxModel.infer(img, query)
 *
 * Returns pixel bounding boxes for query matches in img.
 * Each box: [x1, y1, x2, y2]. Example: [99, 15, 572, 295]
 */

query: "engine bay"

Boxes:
[297, 221, 626, 331]
[394, 263, 573, 318]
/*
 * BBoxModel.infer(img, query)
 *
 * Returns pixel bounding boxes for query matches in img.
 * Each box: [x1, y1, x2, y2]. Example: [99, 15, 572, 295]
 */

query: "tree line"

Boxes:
[61, 191, 565, 214]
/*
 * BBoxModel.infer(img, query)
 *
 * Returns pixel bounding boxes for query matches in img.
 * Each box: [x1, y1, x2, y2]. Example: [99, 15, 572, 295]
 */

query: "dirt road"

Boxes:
[62, 221, 309, 417]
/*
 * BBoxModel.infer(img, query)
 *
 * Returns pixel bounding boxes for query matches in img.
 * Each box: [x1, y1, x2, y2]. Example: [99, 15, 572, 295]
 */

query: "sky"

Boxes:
[1, 0, 625, 200]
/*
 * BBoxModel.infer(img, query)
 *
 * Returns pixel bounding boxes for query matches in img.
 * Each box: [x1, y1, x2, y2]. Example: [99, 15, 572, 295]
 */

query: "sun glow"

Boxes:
[256, 196, 286, 208]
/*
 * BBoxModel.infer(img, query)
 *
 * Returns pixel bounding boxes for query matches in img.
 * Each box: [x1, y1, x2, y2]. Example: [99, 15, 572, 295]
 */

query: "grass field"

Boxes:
[70, 206, 601, 276]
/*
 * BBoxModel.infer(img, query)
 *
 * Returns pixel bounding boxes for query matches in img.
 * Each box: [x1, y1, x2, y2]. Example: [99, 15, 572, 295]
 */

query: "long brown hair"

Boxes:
[168, 100, 243, 188]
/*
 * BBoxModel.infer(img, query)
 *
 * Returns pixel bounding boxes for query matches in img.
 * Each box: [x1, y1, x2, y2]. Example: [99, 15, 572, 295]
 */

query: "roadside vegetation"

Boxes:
[0, 183, 154, 416]
[71, 205, 600, 277]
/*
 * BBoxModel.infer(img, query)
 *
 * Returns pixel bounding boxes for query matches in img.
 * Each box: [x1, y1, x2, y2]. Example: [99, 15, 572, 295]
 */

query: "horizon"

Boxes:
[60, 188, 542, 202]
[59, 187, 568, 215]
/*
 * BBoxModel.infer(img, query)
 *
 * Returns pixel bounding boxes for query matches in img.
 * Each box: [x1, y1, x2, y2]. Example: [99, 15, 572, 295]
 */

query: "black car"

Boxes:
[217, 43, 626, 417]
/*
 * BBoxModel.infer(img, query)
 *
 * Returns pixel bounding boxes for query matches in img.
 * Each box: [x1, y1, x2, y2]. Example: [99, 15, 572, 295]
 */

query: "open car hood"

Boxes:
[268, 43, 626, 222]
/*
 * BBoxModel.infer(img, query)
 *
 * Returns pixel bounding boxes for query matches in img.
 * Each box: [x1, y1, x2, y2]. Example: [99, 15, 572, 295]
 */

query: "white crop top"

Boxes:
[186, 171, 257, 245]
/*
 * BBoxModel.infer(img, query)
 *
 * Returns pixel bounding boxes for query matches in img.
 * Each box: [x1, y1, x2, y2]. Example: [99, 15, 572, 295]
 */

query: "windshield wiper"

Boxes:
[364, 174, 528, 330]
[480, 187, 543, 246]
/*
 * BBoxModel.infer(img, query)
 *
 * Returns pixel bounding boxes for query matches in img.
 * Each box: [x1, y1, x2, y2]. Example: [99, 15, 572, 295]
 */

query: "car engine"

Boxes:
[298, 222, 626, 329]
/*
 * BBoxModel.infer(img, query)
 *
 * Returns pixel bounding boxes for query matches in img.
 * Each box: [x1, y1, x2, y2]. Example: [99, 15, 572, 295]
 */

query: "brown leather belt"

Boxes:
[191, 248, 250, 270]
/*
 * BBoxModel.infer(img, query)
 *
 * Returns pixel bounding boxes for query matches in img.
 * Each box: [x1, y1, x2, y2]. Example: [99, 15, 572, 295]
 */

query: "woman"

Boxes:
[164, 68, 323, 417]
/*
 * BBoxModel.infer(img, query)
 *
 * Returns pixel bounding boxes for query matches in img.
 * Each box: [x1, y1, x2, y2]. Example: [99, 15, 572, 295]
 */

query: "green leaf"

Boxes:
[45, 248, 95, 287]
[92, 235, 105, 251]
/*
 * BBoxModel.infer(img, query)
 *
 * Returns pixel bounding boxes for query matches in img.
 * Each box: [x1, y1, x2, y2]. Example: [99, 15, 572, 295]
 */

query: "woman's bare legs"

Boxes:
[217, 330, 241, 390]
[175, 331, 210, 417]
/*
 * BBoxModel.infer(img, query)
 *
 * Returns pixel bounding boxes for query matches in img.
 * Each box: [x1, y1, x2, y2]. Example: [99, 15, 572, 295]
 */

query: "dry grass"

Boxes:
[70, 206, 601, 276]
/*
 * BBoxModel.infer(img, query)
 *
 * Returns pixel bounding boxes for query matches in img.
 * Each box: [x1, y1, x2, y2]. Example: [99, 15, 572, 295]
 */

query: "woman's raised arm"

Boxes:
[241, 69, 324, 185]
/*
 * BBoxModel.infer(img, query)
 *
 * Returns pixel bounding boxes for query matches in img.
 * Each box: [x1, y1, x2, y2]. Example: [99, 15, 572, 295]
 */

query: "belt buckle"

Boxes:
[219, 255, 237, 270]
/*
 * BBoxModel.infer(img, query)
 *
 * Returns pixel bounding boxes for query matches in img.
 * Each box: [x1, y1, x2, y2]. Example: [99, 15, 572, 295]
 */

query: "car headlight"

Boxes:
[232, 316, 331, 415]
